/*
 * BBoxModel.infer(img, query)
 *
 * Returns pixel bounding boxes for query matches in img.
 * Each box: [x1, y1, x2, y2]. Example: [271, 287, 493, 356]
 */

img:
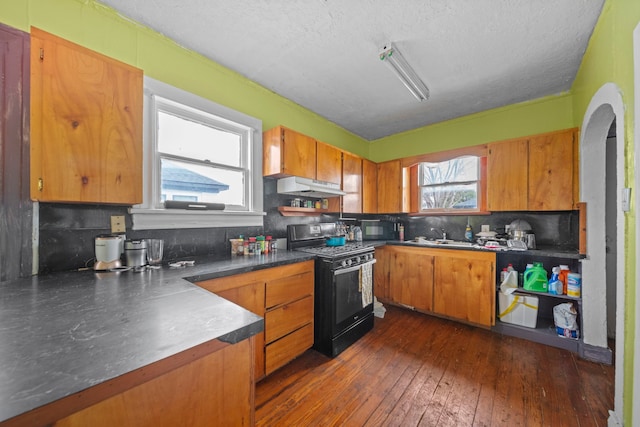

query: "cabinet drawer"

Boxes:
[265, 295, 314, 343]
[266, 271, 314, 309]
[265, 323, 313, 375]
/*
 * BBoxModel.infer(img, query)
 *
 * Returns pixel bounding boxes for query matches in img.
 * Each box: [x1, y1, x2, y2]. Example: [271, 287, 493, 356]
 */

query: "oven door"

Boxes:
[333, 259, 376, 333]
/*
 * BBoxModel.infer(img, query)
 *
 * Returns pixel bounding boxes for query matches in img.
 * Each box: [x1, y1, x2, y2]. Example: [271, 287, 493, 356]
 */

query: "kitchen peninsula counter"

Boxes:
[0, 251, 314, 426]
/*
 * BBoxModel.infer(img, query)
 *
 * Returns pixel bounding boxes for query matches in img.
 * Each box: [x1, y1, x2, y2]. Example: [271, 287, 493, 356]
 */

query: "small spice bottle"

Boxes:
[265, 236, 272, 254]
[256, 236, 265, 254]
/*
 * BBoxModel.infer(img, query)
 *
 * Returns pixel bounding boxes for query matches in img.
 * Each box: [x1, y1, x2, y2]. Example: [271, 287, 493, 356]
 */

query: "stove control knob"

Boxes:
[355, 256, 361, 264]
[341, 260, 348, 267]
[346, 259, 353, 266]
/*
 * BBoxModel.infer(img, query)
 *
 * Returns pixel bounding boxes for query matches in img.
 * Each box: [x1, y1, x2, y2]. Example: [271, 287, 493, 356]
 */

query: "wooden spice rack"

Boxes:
[277, 206, 330, 216]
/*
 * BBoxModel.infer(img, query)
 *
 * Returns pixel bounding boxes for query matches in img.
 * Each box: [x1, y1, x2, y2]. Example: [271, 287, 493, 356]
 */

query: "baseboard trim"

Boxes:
[579, 342, 613, 365]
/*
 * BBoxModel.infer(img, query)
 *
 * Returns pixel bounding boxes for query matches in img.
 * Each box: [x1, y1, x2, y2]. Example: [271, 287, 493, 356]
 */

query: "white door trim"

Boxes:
[579, 82, 626, 427]
[632, 20, 640, 427]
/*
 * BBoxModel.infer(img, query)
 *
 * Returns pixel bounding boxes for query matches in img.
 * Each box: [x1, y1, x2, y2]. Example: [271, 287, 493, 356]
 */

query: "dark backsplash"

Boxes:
[37, 179, 578, 273]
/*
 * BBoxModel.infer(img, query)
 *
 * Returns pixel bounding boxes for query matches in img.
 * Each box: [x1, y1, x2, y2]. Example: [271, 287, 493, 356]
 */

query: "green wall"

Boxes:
[571, 0, 639, 424]
[0, 0, 369, 158]
[368, 93, 575, 162]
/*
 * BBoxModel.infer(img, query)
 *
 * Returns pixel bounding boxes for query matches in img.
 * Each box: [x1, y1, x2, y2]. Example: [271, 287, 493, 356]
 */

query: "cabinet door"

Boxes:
[528, 129, 575, 210]
[342, 152, 363, 213]
[377, 160, 403, 213]
[283, 128, 316, 179]
[265, 296, 314, 343]
[433, 251, 495, 327]
[30, 28, 142, 204]
[205, 281, 266, 380]
[373, 247, 391, 301]
[389, 247, 434, 312]
[316, 141, 342, 185]
[487, 138, 528, 211]
[362, 159, 378, 213]
[265, 323, 313, 375]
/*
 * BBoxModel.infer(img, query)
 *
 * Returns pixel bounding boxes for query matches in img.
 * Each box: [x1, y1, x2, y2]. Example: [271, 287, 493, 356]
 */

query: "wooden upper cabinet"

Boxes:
[487, 138, 528, 211]
[342, 152, 363, 213]
[528, 129, 576, 210]
[263, 126, 316, 179]
[362, 159, 378, 214]
[30, 28, 143, 204]
[377, 159, 407, 213]
[487, 128, 578, 211]
[316, 141, 342, 185]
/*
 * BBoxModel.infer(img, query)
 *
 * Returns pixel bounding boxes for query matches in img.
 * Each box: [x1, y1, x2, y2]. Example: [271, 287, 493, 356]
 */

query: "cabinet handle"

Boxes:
[38, 178, 43, 192]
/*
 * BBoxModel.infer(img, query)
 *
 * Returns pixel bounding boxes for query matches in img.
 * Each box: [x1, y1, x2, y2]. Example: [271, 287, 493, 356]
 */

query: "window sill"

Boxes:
[129, 208, 265, 230]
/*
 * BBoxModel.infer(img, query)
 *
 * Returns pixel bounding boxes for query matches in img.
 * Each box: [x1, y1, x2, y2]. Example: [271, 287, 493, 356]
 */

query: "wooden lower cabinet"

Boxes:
[54, 338, 254, 427]
[373, 247, 391, 301]
[215, 281, 266, 379]
[377, 246, 496, 327]
[196, 260, 314, 381]
[432, 250, 496, 327]
[387, 246, 434, 312]
[266, 323, 314, 375]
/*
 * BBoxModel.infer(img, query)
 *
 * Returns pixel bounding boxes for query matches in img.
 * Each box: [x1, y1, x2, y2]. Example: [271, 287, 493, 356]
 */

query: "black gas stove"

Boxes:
[288, 223, 376, 357]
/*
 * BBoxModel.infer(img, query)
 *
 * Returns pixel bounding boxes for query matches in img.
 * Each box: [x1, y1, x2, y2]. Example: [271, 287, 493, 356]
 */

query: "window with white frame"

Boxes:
[130, 77, 264, 230]
[418, 155, 480, 212]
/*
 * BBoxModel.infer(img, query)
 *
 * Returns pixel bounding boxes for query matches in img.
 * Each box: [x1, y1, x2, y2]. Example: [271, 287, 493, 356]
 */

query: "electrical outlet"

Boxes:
[111, 215, 126, 234]
[622, 188, 631, 212]
[481, 224, 490, 232]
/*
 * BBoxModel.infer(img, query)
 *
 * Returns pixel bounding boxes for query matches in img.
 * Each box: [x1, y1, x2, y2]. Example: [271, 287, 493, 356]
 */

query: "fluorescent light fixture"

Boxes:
[379, 43, 430, 101]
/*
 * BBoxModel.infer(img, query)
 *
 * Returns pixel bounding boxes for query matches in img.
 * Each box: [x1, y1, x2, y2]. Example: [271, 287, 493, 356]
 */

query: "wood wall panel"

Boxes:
[0, 23, 32, 281]
[54, 339, 254, 427]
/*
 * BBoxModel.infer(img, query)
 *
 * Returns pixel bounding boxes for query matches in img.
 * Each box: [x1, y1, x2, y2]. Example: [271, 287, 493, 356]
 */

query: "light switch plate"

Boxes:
[111, 215, 126, 233]
[481, 224, 490, 232]
[621, 188, 631, 212]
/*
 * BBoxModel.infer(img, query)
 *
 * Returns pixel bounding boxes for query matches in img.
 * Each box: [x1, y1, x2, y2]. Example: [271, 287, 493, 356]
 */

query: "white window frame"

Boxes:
[418, 155, 481, 213]
[130, 77, 264, 230]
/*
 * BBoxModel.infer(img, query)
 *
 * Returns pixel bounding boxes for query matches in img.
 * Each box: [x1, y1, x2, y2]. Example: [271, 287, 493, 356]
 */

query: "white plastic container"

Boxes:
[499, 292, 539, 328]
[567, 273, 581, 297]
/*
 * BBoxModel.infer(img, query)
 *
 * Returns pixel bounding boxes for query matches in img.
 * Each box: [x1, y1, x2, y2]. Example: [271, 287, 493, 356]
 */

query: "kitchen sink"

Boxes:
[414, 238, 476, 248]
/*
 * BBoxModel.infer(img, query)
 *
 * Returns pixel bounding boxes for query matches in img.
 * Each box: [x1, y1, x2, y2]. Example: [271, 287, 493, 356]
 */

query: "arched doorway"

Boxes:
[580, 83, 626, 426]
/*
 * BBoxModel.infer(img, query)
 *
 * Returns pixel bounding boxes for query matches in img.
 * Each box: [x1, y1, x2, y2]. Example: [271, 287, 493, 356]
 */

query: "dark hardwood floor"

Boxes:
[256, 305, 614, 426]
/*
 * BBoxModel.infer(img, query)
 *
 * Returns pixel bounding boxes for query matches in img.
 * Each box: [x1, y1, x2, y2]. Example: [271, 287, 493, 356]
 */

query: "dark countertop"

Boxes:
[388, 240, 583, 259]
[0, 250, 314, 425]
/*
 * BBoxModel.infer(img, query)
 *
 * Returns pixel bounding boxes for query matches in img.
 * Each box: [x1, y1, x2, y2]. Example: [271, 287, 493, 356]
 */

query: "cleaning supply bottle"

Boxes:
[548, 266, 562, 295]
[559, 265, 570, 294]
[465, 223, 473, 241]
[523, 262, 548, 292]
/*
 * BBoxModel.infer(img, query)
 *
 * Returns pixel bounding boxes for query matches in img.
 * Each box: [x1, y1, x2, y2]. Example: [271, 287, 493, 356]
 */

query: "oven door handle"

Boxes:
[333, 259, 376, 276]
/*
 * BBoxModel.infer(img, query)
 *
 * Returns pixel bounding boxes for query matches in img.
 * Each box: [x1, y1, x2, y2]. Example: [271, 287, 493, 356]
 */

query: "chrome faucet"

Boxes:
[430, 227, 447, 240]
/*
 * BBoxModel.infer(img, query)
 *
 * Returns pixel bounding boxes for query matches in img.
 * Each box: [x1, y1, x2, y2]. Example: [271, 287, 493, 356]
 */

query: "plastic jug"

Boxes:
[523, 262, 548, 292]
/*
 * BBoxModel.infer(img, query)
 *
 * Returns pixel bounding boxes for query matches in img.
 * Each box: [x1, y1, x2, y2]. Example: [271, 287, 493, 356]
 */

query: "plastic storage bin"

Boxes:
[499, 292, 539, 328]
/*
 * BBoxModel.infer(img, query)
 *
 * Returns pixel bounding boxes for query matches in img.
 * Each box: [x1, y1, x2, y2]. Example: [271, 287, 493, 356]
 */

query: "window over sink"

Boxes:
[419, 156, 480, 211]
[130, 77, 264, 230]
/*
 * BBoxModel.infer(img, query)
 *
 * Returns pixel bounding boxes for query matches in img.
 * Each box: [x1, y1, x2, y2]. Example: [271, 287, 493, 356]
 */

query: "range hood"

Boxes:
[277, 176, 346, 198]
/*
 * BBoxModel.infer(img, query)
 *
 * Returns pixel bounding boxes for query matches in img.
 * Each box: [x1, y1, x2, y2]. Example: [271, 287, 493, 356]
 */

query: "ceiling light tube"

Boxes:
[379, 43, 430, 101]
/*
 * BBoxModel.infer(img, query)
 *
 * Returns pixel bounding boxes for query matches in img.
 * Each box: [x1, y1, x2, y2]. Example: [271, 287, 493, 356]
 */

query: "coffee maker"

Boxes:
[94, 235, 124, 270]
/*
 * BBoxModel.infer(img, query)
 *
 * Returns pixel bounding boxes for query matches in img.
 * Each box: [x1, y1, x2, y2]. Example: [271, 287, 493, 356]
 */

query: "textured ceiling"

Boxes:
[98, 0, 604, 141]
